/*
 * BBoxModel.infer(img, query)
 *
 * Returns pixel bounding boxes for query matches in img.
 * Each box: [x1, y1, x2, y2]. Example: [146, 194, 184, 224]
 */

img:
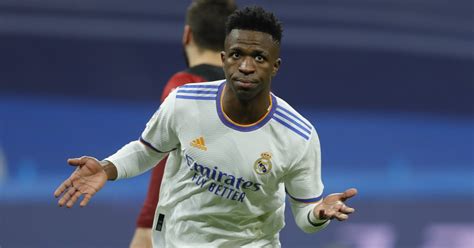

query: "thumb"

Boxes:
[67, 156, 89, 167]
[340, 188, 358, 201]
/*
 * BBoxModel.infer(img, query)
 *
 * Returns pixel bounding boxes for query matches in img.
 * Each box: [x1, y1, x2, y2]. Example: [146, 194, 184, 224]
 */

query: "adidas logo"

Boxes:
[190, 136, 207, 151]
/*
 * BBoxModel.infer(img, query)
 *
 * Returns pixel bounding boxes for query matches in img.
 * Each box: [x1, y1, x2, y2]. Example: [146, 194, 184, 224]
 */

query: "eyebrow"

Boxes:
[229, 47, 270, 56]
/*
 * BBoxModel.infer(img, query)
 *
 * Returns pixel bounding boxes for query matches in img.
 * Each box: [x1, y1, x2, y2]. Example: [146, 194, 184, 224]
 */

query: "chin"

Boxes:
[228, 79, 264, 102]
[235, 90, 256, 101]
[230, 83, 257, 101]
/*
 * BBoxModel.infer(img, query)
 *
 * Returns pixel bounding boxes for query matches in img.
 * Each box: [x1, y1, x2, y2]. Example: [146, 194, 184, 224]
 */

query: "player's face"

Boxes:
[221, 29, 281, 101]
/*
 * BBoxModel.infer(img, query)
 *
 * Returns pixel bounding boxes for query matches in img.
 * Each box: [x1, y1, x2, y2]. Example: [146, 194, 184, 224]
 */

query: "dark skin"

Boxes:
[220, 29, 357, 221]
[220, 29, 281, 124]
[54, 28, 357, 223]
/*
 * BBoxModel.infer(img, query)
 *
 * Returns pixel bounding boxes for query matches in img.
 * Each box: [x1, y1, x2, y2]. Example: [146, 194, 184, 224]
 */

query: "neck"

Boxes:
[186, 48, 222, 68]
[221, 84, 272, 125]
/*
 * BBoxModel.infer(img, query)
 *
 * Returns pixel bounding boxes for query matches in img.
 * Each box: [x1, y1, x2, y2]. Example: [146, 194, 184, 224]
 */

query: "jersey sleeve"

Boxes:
[284, 131, 324, 203]
[141, 90, 180, 153]
[105, 91, 180, 180]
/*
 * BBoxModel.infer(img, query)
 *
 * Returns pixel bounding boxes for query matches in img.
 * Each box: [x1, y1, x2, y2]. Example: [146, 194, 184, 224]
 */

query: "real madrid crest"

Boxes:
[254, 152, 272, 175]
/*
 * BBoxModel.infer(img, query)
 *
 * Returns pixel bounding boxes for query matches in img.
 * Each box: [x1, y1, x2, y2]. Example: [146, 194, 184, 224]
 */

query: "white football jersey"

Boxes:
[141, 80, 324, 247]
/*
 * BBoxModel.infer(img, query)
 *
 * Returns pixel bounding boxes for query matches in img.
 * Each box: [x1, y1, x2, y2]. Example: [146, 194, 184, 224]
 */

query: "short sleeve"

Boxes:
[284, 131, 324, 203]
[140, 90, 180, 153]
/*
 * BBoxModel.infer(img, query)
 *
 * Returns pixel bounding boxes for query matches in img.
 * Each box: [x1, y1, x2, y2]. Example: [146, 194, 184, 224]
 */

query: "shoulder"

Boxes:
[164, 80, 224, 125]
[173, 80, 225, 102]
[270, 95, 315, 142]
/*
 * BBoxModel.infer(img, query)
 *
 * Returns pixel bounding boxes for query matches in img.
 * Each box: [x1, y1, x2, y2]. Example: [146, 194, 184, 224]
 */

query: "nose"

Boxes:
[238, 57, 256, 75]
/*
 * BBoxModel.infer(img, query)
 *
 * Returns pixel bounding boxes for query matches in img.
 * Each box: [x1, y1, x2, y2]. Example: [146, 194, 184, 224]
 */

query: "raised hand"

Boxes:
[54, 156, 107, 208]
[313, 188, 357, 221]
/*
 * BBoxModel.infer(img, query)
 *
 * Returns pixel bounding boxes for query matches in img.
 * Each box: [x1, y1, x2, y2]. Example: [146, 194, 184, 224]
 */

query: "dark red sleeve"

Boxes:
[136, 71, 207, 228]
[160, 72, 208, 102]
[136, 158, 167, 228]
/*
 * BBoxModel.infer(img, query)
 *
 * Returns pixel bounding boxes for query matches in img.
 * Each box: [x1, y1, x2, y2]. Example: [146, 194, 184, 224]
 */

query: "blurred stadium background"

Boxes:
[0, 0, 473, 247]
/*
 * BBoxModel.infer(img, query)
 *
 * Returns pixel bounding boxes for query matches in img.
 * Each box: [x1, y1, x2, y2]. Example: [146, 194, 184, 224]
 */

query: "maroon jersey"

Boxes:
[136, 64, 224, 228]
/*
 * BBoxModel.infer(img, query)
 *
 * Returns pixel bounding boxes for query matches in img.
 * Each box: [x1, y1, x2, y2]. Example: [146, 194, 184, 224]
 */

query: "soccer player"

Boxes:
[130, 1, 237, 247]
[54, 6, 357, 247]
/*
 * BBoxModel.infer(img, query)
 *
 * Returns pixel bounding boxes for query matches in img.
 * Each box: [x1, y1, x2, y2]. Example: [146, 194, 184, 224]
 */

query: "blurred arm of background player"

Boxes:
[129, 1, 236, 247]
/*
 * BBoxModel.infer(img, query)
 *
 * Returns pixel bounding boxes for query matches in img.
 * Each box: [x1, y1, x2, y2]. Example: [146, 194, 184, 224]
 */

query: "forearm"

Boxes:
[104, 140, 168, 180]
[290, 199, 330, 233]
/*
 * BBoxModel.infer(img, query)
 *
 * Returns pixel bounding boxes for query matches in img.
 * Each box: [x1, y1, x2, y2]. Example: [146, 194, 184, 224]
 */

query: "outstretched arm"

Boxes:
[54, 89, 178, 209]
[54, 140, 168, 208]
[53, 156, 117, 208]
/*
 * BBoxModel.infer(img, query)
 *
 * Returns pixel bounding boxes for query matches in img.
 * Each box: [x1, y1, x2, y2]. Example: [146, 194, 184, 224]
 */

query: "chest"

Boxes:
[175, 106, 293, 189]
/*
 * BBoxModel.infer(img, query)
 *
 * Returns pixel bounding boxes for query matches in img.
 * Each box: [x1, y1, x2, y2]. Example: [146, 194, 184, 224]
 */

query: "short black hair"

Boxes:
[225, 6, 283, 43]
[186, 0, 237, 51]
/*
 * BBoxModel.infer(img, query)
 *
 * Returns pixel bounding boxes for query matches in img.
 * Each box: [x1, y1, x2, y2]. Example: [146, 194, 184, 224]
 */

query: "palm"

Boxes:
[71, 161, 106, 194]
[314, 188, 357, 221]
[54, 157, 107, 208]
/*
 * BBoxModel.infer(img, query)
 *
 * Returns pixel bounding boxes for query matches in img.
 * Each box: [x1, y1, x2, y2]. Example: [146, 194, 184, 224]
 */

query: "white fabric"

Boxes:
[106, 80, 327, 247]
[289, 198, 330, 233]
[105, 140, 167, 180]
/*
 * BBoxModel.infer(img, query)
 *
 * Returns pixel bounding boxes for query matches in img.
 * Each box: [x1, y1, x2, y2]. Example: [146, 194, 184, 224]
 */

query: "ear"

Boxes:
[182, 25, 192, 46]
[221, 51, 226, 64]
[272, 58, 282, 76]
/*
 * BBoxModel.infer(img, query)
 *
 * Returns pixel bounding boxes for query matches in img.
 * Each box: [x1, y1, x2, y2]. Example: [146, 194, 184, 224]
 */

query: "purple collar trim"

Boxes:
[216, 82, 277, 132]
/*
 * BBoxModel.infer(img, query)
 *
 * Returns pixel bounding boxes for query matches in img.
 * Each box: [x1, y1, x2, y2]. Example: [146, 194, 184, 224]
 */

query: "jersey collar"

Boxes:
[216, 81, 277, 132]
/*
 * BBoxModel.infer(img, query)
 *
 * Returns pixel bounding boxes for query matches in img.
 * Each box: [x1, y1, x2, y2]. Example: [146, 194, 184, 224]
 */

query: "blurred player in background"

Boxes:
[54, 6, 357, 247]
[130, 1, 237, 247]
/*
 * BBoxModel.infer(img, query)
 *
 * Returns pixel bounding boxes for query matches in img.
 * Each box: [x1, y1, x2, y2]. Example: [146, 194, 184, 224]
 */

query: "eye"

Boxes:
[231, 52, 240, 59]
[255, 55, 265, 62]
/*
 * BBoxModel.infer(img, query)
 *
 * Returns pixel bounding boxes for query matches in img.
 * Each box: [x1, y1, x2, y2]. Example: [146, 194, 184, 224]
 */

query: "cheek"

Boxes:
[262, 64, 274, 76]
[226, 61, 240, 72]
[223, 60, 232, 70]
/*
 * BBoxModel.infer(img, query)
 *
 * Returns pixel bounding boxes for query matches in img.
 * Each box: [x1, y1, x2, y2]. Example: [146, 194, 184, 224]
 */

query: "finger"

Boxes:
[340, 205, 355, 214]
[67, 157, 85, 167]
[54, 172, 81, 196]
[334, 212, 349, 221]
[340, 188, 358, 201]
[54, 178, 72, 198]
[58, 186, 76, 207]
[67, 158, 82, 166]
[320, 209, 337, 220]
[80, 194, 92, 207]
[66, 190, 83, 208]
